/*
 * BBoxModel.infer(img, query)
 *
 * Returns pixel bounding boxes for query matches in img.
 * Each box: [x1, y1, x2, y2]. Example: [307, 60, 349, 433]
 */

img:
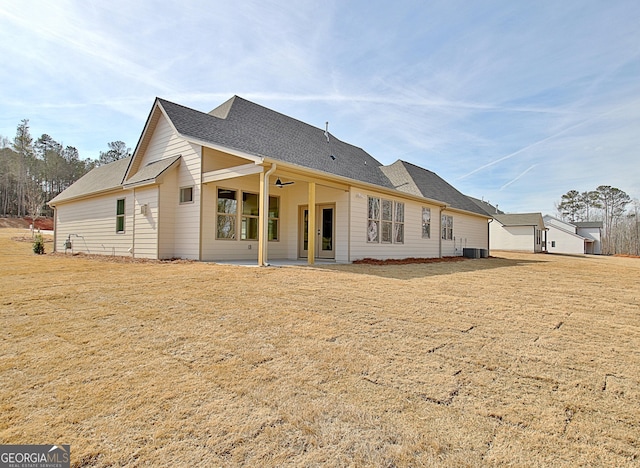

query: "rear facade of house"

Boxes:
[49, 97, 490, 264]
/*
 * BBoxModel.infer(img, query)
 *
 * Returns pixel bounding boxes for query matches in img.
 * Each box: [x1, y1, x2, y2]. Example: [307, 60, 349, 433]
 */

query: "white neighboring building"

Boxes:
[490, 213, 546, 253]
[574, 221, 603, 254]
[543, 216, 602, 255]
[467, 197, 545, 253]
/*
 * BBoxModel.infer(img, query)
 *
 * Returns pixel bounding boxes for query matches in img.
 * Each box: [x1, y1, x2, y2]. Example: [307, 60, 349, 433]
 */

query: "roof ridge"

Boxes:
[228, 96, 358, 147]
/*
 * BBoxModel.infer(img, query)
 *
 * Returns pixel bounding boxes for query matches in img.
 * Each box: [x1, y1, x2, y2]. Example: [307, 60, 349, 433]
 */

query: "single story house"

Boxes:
[544, 216, 602, 255]
[49, 96, 490, 265]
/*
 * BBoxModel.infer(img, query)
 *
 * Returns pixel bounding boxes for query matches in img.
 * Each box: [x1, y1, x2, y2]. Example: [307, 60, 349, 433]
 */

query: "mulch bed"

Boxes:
[353, 256, 468, 265]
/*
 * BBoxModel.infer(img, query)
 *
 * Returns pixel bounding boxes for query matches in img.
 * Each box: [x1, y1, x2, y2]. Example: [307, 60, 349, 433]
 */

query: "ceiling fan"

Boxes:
[274, 177, 294, 188]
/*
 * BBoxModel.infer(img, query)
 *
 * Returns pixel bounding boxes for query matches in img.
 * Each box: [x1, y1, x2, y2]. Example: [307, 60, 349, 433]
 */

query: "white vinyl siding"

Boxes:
[442, 212, 488, 257]
[546, 225, 585, 254]
[132, 186, 159, 259]
[350, 190, 441, 261]
[137, 115, 200, 259]
[158, 171, 178, 259]
[54, 191, 134, 256]
[490, 223, 538, 252]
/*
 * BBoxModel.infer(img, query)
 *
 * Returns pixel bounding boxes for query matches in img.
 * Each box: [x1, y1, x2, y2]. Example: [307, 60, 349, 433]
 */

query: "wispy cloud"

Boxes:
[1, 0, 639, 211]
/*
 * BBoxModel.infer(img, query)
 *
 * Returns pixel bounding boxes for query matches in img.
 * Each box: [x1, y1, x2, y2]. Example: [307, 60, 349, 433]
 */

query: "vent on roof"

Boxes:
[325, 122, 336, 160]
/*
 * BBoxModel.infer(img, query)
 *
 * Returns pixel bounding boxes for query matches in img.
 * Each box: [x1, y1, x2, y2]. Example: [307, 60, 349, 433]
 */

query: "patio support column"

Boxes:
[308, 182, 316, 265]
[258, 171, 267, 266]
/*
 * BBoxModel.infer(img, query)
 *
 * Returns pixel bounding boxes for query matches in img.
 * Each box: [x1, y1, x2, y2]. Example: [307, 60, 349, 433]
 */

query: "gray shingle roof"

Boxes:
[159, 97, 394, 189]
[466, 196, 504, 216]
[123, 155, 181, 187]
[494, 213, 544, 227]
[51, 96, 489, 219]
[49, 156, 181, 205]
[381, 161, 489, 216]
[574, 221, 603, 228]
[49, 157, 131, 205]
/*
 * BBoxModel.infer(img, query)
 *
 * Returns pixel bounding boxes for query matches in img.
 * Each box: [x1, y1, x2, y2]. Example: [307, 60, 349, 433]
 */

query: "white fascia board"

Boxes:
[48, 187, 125, 206]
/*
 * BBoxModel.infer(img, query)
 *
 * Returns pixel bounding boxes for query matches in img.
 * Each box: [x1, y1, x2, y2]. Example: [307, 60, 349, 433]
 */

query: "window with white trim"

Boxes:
[441, 214, 453, 240]
[381, 199, 393, 243]
[367, 196, 404, 243]
[422, 207, 431, 238]
[367, 197, 380, 242]
[394, 202, 404, 243]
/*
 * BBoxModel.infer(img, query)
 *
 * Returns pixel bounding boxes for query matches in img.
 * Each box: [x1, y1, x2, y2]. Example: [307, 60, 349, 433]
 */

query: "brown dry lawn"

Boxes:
[1, 228, 639, 467]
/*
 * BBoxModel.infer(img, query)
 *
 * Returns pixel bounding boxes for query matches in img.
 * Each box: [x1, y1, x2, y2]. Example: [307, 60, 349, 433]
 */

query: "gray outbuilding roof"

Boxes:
[574, 221, 603, 228]
[494, 213, 545, 227]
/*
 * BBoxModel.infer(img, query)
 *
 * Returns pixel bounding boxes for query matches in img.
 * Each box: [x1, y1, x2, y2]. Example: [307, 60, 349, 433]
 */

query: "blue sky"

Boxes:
[1, 0, 638, 213]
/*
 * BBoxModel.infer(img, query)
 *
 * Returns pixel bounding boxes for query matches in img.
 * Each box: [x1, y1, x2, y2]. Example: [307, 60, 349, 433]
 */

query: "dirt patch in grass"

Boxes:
[1, 230, 639, 466]
[0, 217, 53, 230]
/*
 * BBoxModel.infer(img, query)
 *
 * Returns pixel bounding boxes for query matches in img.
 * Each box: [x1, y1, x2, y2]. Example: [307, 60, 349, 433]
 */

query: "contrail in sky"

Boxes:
[457, 100, 640, 181]
[499, 164, 538, 190]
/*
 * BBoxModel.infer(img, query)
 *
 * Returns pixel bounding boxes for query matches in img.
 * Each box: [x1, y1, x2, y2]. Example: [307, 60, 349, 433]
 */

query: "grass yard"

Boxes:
[1, 228, 639, 466]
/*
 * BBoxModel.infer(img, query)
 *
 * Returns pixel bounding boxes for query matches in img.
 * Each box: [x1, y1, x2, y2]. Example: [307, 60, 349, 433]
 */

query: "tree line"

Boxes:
[0, 119, 130, 219]
[556, 186, 639, 255]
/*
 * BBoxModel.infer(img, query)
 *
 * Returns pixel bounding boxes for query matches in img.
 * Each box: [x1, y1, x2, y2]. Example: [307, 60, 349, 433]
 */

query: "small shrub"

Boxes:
[33, 233, 45, 255]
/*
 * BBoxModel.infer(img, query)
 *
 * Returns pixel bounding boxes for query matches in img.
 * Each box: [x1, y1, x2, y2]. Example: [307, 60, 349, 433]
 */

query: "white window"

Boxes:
[180, 186, 193, 204]
[422, 207, 431, 238]
[394, 202, 404, 243]
[441, 214, 453, 240]
[367, 197, 380, 242]
[381, 199, 393, 243]
[367, 196, 404, 243]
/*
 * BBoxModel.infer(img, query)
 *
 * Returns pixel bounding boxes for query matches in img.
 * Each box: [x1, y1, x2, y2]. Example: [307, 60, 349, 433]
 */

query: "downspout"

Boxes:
[131, 189, 136, 258]
[487, 217, 493, 256]
[260, 162, 277, 266]
[52, 206, 57, 253]
[438, 205, 447, 258]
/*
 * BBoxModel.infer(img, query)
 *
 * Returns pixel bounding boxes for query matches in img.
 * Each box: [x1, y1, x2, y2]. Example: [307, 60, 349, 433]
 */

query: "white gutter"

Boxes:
[261, 163, 277, 266]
